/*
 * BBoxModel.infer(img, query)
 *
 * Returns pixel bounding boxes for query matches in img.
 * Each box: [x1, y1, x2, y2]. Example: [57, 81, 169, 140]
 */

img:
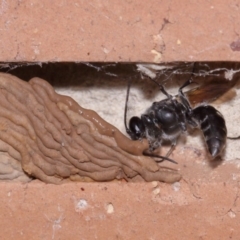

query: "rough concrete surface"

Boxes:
[1, 154, 240, 240]
[0, 0, 240, 62]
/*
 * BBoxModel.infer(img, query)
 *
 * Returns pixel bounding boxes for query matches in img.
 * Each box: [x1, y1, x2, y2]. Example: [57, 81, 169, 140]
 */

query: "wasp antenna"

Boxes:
[143, 151, 178, 164]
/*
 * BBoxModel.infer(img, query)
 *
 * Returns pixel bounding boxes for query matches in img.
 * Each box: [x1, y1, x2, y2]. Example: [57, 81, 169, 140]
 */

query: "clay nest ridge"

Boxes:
[0, 73, 181, 184]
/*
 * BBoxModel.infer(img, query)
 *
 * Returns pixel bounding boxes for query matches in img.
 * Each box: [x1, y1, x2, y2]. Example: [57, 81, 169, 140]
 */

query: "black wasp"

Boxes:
[124, 72, 227, 163]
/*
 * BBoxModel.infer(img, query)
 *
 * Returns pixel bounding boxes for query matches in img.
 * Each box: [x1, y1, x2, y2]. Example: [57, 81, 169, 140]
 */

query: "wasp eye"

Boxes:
[129, 116, 145, 140]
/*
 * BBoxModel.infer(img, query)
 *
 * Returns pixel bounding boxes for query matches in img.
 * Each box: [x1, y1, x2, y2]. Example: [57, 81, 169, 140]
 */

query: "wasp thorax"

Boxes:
[156, 108, 177, 126]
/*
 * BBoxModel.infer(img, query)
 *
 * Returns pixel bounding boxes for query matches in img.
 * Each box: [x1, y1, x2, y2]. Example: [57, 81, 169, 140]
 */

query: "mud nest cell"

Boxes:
[0, 73, 181, 183]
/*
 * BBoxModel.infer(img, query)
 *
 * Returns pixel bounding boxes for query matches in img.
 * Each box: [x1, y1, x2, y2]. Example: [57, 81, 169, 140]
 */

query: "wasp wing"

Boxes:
[185, 77, 237, 107]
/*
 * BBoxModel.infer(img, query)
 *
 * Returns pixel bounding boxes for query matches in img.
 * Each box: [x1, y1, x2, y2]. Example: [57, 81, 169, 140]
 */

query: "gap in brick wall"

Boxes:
[0, 61, 240, 162]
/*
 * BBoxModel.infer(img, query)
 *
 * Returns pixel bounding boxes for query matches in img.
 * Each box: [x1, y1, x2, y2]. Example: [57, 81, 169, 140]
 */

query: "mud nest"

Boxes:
[0, 73, 181, 183]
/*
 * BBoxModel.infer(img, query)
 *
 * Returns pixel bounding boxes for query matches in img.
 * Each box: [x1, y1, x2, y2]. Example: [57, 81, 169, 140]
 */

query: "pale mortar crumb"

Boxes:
[172, 182, 181, 192]
[228, 210, 236, 218]
[75, 199, 88, 212]
[151, 181, 158, 188]
[152, 187, 161, 195]
[106, 203, 114, 214]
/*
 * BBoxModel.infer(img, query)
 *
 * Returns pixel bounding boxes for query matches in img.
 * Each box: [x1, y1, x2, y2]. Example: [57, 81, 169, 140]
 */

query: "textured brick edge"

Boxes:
[0, 0, 240, 62]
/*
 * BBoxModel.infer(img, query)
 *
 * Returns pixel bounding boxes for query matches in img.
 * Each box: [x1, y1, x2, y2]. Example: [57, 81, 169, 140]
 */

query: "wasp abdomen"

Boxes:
[193, 105, 227, 158]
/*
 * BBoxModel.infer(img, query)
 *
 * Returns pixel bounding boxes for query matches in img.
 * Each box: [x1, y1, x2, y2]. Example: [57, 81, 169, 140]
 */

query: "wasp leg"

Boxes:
[178, 62, 198, 111]
[150, 78, 172, 99]
[227, 136, 240, 140]
[143, 150, 178, 164]
[165, 140, 177, 158]
[124, 79, 132, 134]
[179, 79, 198, 111]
